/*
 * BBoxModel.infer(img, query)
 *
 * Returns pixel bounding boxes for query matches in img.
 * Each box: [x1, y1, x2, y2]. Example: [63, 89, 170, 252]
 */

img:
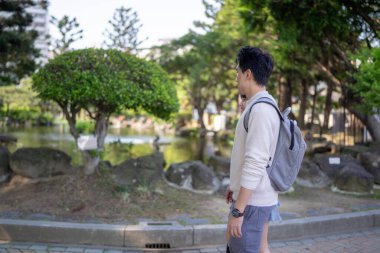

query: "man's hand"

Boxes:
[227, 214, 243, 238]
[225, 185, 233, 204]
[225, 229, 230, 242]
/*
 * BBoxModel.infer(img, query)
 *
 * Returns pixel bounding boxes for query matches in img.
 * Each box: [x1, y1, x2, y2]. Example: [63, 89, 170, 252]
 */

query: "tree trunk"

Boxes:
[322, 82, 333, 131]
[195, 135, 206, 161]
[298, 79, 308, 129]
[278, 76, 291, 111]
[367, 115, 380, 141]
[95, 113, 108, 149]
[82, 150, 100, 175]
[61, 103, 110, 175]
[346, 107, 380, 142]
[197, 107, 207, 136]
[82, 113, 109, 175]
[310, 84, 317, 128]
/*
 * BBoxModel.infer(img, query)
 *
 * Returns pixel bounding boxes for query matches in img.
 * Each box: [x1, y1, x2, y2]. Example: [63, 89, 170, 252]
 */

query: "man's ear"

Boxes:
[245, 69, 253, 80]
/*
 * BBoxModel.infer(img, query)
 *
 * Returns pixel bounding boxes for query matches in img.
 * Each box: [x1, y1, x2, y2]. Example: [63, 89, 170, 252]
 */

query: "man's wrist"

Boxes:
[231, 208, 244, 218]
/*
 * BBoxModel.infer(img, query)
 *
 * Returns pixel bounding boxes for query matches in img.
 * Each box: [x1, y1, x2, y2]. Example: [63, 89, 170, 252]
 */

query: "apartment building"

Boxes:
[26, 3, 49, 64]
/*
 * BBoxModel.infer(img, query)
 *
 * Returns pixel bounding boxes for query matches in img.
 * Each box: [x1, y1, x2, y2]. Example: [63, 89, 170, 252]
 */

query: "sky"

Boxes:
[48, 0, 209, 49]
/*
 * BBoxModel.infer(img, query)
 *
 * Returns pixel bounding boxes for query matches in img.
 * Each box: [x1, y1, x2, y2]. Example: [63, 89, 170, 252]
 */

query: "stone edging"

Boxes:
[0, 210, 379, 248]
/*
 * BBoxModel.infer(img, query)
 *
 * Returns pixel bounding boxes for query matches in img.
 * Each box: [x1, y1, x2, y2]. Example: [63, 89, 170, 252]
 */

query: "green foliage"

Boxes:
[50, 15, 83, 55]
[0, 80, 54, 125]
[154, 29, 239, 123]
[350, 47, 380, 113]
[108, 140, 134, 159]
[75, 120, 95, 134]
[0, 81, 40, 110]
[32, 48, 179, 120]
[103, 6, 146, 53]
[238, 0, 380, 134]
[0, 0, 41, 85]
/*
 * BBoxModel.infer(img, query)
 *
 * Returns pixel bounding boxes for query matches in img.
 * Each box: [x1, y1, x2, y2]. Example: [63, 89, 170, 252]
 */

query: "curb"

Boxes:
[0, 210, 379, 248]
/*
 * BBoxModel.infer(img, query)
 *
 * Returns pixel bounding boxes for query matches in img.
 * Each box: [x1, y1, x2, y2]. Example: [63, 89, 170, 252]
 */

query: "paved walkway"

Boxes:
[0, 227, 379, 253]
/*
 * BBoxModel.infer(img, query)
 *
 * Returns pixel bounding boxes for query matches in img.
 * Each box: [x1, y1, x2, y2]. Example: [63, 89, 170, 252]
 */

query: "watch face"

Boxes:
[232, 208, 241, 218]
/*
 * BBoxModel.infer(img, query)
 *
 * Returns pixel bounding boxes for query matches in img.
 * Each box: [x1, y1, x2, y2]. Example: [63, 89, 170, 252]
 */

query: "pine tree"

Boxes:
[0, 0, 41, 85]
[103, 6, 146, 53]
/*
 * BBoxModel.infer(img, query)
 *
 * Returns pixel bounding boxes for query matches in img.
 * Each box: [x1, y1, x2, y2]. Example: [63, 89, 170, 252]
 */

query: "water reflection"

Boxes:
[3, 125, 232, 168]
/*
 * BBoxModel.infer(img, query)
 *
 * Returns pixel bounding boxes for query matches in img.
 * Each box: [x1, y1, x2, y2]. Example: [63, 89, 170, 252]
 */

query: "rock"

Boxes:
[208, 155, 230, 178]
[10, 147, 72, 178]
[341, 145, 370, 157]
[217, 177, 230, 195]
[296, 159, 332, 188]
[359, 152, 380, 184]
[0, 134, 17, 144]
[0, 147, 11, 182]
[112, 152, 164, 188]
[99, 160, 113, 171]
[176, 128, 195, 137]
[313, 154, 361, 179]
[305, 140, 333, 155]
[313, 146, 332, 154]
[334, 164, 374, 194]
[368, 142, 380, 154]
[165, 160, 220, 194]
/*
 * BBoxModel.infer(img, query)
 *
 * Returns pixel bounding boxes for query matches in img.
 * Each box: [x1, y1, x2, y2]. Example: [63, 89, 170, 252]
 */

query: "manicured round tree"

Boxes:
[32, 48, 179, 175]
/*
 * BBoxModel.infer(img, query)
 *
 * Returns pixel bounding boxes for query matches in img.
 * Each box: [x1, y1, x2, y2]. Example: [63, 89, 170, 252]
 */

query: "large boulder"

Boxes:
[208, 155, 230, 178]
[165, 160, 220, 194]
[359, 152, 380, 184]
[313, 154, 361, 179]
[10, 147, 72, 178]
[296, 158, 331, 188]
[334, 164, 374, 194]
[0, 147, 11, 182]
[368, 142, 380, 154]
[305, 136, 333, 155]
[341, 145, 370, 157]
[0, 134, 17, 145]
[112, 152, 164, 188]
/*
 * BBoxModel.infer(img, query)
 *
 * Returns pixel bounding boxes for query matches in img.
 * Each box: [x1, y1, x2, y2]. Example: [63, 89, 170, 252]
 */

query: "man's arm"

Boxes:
[227, 187, 253, 238]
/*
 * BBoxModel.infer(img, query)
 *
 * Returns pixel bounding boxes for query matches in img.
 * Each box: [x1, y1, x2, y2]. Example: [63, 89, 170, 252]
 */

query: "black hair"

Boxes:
[236, 46, 274, 86]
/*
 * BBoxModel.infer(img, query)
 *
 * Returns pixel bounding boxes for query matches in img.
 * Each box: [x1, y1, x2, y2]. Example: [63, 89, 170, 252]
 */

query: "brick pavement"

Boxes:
[0, 227, 379, 253]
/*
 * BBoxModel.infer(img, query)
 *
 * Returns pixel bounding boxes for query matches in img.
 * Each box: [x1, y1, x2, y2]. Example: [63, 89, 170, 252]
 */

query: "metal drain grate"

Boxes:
[145, 243, 171, 249]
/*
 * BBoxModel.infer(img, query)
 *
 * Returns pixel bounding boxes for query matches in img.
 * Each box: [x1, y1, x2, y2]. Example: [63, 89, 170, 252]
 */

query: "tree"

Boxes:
[151, 0, 256, 131]
[154, 30, 239, 132]
[32, 49, 179, 175]
[0, 0, 41, 85]
[103, 6, 146, 53]
[349, 47, 380, 140]
[50, 15, 83, 55]
[239, 0, 380, 139]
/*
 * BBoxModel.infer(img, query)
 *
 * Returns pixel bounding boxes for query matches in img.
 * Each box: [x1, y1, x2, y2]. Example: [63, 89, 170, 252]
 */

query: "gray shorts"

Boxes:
[228, 205, 275, 253]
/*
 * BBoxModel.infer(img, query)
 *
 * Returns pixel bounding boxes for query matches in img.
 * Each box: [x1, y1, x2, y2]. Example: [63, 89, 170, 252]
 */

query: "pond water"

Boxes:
[3, 124, 232, 168]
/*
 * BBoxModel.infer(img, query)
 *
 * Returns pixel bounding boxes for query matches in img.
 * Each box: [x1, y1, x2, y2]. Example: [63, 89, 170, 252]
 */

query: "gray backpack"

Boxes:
[243, 97, 307, 192]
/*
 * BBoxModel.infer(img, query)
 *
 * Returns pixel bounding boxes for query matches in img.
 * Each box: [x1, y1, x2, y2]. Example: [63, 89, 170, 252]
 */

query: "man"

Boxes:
[226, 46, 280, 253]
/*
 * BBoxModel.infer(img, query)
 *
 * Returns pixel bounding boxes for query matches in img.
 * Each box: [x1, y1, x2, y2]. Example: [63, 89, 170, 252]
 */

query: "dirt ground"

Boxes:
[0, 172, 379, 224]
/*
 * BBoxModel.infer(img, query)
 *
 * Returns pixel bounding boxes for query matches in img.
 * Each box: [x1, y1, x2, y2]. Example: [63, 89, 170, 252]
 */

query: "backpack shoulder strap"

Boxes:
[243, 97, 284, 132]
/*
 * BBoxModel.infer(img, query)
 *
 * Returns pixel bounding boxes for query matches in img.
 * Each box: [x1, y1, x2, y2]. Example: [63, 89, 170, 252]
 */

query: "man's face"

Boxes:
[235, 64, 247, 95]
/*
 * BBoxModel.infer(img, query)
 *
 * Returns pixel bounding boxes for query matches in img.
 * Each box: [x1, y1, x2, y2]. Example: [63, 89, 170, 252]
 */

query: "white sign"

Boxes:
[329, 157, 341, 165]
[77, 135, 97, 150]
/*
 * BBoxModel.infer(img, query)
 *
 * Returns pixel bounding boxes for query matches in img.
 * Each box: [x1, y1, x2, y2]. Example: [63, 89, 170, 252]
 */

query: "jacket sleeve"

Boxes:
[240, 103, 278, 190]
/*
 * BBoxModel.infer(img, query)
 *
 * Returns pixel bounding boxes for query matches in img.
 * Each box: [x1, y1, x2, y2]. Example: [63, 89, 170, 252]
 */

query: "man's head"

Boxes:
[235, 46, 274, 92]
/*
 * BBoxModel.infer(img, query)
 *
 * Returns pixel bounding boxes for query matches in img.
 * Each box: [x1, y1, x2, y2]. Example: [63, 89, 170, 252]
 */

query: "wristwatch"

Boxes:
[231, 208, 244, 218]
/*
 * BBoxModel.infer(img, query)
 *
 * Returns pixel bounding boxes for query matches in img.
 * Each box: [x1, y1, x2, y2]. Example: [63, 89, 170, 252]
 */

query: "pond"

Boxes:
[3, 124, 232, 168]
